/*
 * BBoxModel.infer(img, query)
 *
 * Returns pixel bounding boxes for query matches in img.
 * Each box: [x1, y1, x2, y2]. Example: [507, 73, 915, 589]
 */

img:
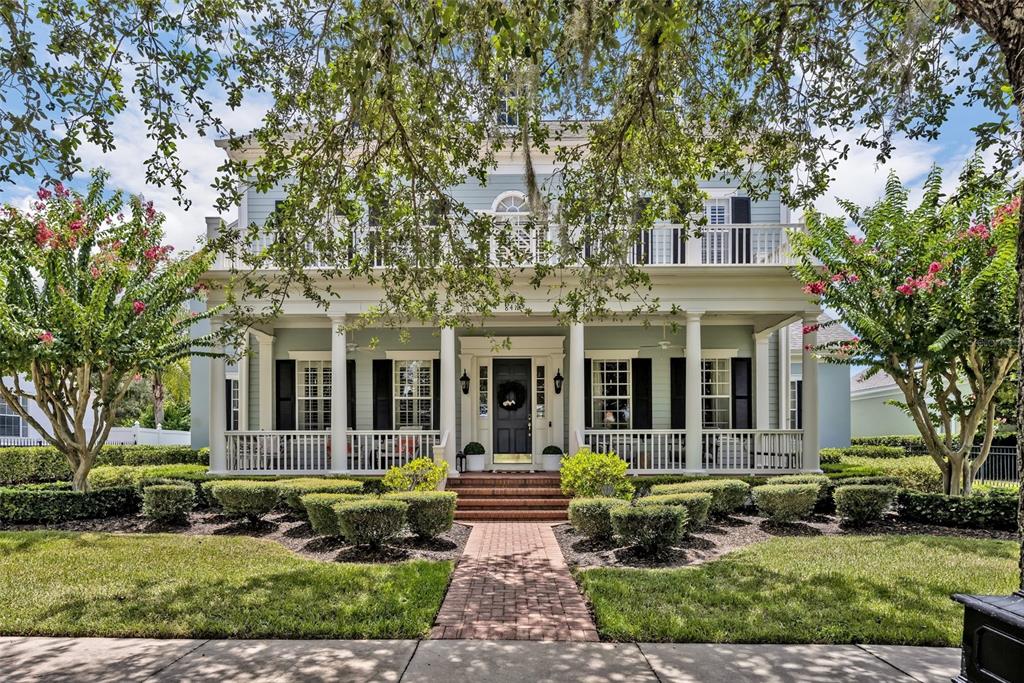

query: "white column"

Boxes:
[685, 233, 703, 264]
[209, 322, 227, 473]
[440, 327, 458, 476]
[237, 334, 249, 431]
[802, 313, 820, 471]
[330, 316, 347, 472]
[778, 325, 791, 429]
[685, 311, 703, 472]
[568, 323, 585, 455]
[251, 330, 275, 430]
[754, 330, 771, 430]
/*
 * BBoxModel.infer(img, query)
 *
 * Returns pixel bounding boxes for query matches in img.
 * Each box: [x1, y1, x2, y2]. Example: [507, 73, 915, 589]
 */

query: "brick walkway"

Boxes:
[431, 522, 599, 641]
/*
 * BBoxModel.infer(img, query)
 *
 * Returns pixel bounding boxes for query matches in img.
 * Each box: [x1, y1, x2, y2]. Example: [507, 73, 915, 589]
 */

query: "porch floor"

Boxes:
[430, 522, 598, 642]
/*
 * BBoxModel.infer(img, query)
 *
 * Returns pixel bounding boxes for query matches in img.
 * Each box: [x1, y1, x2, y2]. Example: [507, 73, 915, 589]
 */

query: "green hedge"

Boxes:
[384, 491, 457, 539]
[896, 489, 1017, 530]
[610, 505, 685, 556]
[336, 499, 408, 548]
[637, 492, 712, 531]
[851, 434, 1017, 450]
[0, 486, 139, 524]
[301, 493, 367, 536]
[752, 483, 818, 523]
[833, 484, 896, 527]
[649, 479, 750, 516]
[568, 497, 630, 541]
[142, 484, 196, 524]
[631, 474, 769, 497]
[0, 445, 208, 485]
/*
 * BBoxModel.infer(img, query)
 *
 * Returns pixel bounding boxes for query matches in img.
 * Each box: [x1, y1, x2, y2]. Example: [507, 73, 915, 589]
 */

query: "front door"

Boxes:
[492, 358, 532, 464]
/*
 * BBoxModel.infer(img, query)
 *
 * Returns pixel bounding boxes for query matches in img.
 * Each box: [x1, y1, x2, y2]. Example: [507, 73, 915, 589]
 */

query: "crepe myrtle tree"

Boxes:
[792, 162, 1018, 496]
[0, 171, 228, 491]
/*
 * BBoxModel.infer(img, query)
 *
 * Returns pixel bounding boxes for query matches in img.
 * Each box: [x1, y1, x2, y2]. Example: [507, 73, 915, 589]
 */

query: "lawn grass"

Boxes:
[0, 531, 452, 639]
[578, 535, 1018, 646]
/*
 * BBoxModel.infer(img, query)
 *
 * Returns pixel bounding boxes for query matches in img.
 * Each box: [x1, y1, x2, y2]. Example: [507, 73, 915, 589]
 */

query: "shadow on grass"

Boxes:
[758, 520, 823, 536]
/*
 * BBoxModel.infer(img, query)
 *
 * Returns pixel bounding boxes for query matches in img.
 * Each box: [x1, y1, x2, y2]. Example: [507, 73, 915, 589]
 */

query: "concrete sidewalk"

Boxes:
[0, 637, 959, 682]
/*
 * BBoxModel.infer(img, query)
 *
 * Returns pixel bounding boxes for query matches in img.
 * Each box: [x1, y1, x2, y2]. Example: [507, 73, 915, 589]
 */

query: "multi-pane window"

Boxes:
[228, 379, 240, 431]
[478, 366, 489, 417]
[536, 365, 545, 417]
[297, 361, 331, 430]
[592, 360, 631, 429]
[0, 397, 27, 437]
[704, 199, 730, 224]
[394, 360, 433, 428]
[701, 358, 731, 429]
[789, 379, 803, 429]
[494, 193, 528, 214]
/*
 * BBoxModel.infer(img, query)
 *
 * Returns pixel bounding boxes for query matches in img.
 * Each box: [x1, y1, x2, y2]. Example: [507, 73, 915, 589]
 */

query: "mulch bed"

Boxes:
[9, 510, 471, 565]
[554, 511, 1018, 570]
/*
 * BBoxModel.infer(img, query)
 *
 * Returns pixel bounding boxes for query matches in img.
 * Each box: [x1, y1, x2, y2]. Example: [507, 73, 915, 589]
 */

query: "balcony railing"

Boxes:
[582, 428, 805, 474]
[212, 221, 801, 270]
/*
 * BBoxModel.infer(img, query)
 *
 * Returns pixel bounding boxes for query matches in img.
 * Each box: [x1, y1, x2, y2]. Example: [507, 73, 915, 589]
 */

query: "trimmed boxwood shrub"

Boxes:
[210, 481, 280, 522]
[385, 491, 456, 539]
[142, 484, 195, 524]
[896, 489, 1017, 530]
[752, 483, 818, 522]
[841, 456, 942, 493]
[637, 492, 712, 531]
[768, 474, 830, 501]
[851, 435, 924, 451]
[0, 445, 207, 485]
[0, 486, 139, 524]
[631, 474, 769, 497]
[88, 464, 209, 490]
[278, 478, 364, 512]
[650, 479, 750, 516]
[335, 499, 408, 548]
[610, 505, 685, 556]
[301, 492, 366, 536]
[560, 449, 634, 499]
[833, 484, 896, 527]
[568, 497, 630, 541]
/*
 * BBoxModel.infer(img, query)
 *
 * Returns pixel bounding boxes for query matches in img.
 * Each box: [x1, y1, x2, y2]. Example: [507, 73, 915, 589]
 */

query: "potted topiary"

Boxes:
[542, 445, 563, 472]
[463, 441, 486, 472]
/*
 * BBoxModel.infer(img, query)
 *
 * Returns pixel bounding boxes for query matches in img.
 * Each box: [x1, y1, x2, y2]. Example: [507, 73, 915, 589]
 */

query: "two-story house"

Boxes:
[191, 131, 851, 484]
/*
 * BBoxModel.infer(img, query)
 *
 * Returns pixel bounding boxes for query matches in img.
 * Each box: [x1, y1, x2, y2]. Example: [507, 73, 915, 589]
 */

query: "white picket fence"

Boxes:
[107, 422, 191, 446]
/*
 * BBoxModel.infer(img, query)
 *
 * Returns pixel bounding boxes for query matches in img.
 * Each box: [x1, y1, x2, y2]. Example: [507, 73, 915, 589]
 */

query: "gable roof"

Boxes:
[851, 369, 900, 397]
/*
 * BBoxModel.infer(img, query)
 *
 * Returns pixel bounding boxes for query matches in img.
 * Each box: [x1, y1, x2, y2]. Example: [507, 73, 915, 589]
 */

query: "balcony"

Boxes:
[211, 220, 802, 271]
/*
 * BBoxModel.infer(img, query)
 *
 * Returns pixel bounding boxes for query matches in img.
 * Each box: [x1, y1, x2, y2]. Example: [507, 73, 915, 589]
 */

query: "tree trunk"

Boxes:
[152, 372, 165, 428]
[949, 453, 964, 497]
[71, 460, 90, 493]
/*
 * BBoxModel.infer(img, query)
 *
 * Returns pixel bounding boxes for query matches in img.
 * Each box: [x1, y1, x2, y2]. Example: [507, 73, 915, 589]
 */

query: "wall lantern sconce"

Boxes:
[460, 370, 471, 394]
[553, 369, 564, 395]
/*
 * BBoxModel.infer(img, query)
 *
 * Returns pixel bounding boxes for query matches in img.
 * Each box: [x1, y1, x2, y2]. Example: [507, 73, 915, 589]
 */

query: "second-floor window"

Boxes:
[705, 199, 730, 225]
[494, 192, 529, 214]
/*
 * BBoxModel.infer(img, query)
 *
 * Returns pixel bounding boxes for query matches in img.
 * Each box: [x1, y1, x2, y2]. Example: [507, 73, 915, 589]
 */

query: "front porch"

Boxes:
[206, 312, 822, 476]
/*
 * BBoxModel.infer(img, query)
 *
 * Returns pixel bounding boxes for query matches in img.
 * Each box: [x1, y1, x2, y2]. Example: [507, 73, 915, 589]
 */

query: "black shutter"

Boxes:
[347, 359, 356, 428]
[225, 379, 234, 431]
[673, 228, 685, 264]
[731, 357, 752, 429]
[795, 379, 804, 429]
[631, 358, 653, 429]
[275, 360, 296, 430]
[730, 196, 752, 264]
[670, 357, 686, 428]
[372, 359, 393, 429]
[583, 358, 592, 429]
[432, 358, 441, 429]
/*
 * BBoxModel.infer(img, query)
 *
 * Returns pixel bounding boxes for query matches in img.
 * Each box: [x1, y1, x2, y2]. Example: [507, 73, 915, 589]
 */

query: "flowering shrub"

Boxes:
[0, 170, 226, 490]
[792, 161, 1017, 495]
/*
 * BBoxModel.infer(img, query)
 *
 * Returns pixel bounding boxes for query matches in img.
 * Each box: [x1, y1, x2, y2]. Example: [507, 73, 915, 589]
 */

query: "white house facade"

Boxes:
[191, 136, 843, 478]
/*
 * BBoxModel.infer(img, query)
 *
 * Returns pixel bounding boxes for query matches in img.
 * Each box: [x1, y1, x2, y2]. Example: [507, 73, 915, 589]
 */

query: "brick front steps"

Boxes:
[448, 473, 570, 522]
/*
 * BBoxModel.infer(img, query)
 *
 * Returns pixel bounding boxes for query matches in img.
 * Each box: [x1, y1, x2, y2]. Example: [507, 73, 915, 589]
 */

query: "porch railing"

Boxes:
[582, 428, 804, 473]
[702, 430, 804, 472]
[226, 431, 331, 473]
[348, 429, 442, 473]
[582, 429, 687, 474]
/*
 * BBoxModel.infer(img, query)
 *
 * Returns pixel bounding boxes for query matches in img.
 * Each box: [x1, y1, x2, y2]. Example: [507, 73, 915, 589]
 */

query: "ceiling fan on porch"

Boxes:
[638, 325, 683, 351]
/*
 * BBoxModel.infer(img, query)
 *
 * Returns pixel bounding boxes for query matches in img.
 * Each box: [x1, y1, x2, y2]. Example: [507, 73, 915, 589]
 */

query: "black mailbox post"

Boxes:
[952, 591, 1024, 683]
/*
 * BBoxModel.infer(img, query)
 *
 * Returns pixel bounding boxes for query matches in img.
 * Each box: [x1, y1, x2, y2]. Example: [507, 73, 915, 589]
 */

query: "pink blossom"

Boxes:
[144, 246, 161, 261]
[34, 221, 53, 247]
[846, 273, 860, 283]
[831, 273, 845, 283]
[993, 196, 1021, 226]
[802, 281, 826, 296]
[848, 234, 865, 245]
[896, 283, 915, 296]
[144, 201, 156, 222]
[111, 240, 123, 250]
[803, 344, 813, 351]
[928, 261, 942, 274]
[89, 265, 101, 279]
[132, 300, 146, 315]
[68, 219, 84, 232]
[967, 223, 991, 239]
[133, 373, 142, 382]
[802, 324, 820, 335]
[36, 188, 51, 200]
[38, 331, 54, 344]
[850, 336, 860, 343]
[54, 182, 68, 198]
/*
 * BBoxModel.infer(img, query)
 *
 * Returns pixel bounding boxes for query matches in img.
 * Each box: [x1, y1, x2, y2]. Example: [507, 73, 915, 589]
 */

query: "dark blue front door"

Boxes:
[492, 358, 532, 462]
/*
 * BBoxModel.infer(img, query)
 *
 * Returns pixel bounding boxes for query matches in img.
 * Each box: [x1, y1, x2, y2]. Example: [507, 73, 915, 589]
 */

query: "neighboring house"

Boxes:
[192, 130, 849, 477]
[850, 370, 919, 437]
[783, 315, 854, 448]
[0, 376, 53, 446]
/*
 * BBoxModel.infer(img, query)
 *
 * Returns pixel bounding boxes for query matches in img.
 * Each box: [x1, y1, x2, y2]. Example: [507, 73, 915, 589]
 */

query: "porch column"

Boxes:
[685, 311, 703, 472]
[440, 327, 458, 476]
[802, 313, 820, 471]
[330, 315, 347, 472]
[568, 322, 585, 455]
[251, 329, 275, 430]
[209, 321, 227, 473]
[238, 334, 249, 431]
[754, 330, 771, 430]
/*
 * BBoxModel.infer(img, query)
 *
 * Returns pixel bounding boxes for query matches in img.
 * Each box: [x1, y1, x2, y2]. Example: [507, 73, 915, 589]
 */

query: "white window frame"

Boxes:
[492, 191, 529, 213]
[478, 365, 489, 417]
[789, 379, 802, 430]
[704, 198, 731, 225]
[0, 397, 27, 438]
[701, 358, 731, 429]
[394, 359, 433, 429]
[592, 359, 631, 429]
[296, 360, 331, 431]
[228, 378, 240, 431]
[535, 365, 546, 418]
